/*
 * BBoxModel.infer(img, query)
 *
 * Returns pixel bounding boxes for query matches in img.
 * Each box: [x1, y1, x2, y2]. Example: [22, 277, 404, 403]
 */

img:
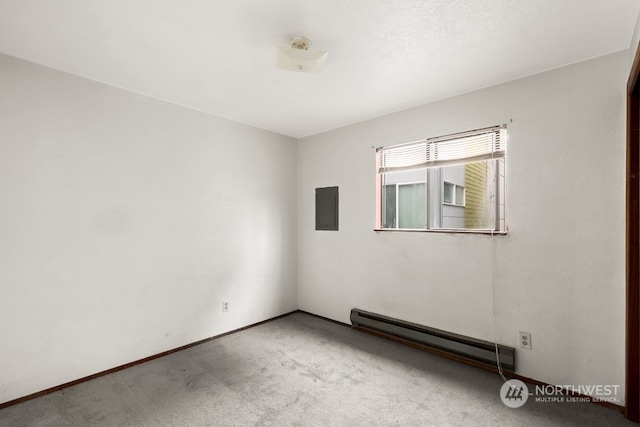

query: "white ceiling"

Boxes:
[0, 0, 638, 138]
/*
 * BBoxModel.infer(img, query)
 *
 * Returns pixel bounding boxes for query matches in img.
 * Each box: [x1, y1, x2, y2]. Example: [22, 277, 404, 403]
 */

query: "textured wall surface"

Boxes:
[298, 51, 627, 402]
[0, 54, 298, 404]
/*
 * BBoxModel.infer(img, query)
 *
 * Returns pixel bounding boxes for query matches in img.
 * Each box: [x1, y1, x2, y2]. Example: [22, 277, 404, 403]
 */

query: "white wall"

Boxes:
[0, 45, 630, 406]
[630, 7, 640, 69]
[298, 51, 627, 401]
[0, 54, 298, 404]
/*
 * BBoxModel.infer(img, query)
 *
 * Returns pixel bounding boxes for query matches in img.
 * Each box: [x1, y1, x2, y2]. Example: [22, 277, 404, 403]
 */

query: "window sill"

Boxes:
[374, 228, 508, 236]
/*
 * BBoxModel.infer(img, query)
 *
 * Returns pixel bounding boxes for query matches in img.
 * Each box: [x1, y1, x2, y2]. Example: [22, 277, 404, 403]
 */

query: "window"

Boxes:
[444, 182, 465, 206]
[375, 125, 506, 233]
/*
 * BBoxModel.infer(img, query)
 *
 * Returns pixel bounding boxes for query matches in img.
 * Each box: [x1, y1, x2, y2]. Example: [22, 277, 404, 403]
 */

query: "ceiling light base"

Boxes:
[277, 36, 327, 73]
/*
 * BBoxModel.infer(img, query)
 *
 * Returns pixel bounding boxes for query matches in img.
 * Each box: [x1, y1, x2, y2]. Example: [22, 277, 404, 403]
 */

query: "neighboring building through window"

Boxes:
[375, 125, 506, 233]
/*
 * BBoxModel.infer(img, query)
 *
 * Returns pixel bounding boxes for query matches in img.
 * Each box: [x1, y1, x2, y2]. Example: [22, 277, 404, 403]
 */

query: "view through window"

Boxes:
[376, 125, 506, 233]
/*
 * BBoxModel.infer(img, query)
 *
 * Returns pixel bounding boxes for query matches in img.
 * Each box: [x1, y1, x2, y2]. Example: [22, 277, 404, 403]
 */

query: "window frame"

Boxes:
[375, 125, 507, 235]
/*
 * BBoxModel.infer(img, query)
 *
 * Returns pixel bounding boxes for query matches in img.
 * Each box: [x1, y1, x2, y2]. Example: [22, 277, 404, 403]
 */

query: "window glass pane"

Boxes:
[376, 125, 506, 233]
[463, 160, 495, 229]
[443, 182, 454, 204]
[383, 185, 396, 228]
[456, 185, 465, 206]
[398, 183, 426, 229]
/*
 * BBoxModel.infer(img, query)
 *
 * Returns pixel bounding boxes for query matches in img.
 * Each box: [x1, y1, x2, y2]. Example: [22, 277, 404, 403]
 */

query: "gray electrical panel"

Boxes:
[315, 186, 338, 231]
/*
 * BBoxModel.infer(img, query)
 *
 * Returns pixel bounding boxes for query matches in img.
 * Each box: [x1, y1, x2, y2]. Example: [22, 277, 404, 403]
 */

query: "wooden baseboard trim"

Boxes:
[352, 324, 506, 374]
[0, 310, 298, 410]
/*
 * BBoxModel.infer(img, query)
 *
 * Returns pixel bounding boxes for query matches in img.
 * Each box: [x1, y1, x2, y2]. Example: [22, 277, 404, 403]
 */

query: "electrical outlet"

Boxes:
[519, 332, 532, 350]
[222, 301, 229, 312]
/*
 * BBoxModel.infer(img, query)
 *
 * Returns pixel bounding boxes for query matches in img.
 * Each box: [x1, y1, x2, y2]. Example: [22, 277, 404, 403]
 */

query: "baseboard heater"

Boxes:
[350, 308, 515, 373]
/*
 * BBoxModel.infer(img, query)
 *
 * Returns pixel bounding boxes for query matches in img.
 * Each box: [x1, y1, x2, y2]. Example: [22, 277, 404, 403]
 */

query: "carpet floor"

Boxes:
[0, 312, 633, 426]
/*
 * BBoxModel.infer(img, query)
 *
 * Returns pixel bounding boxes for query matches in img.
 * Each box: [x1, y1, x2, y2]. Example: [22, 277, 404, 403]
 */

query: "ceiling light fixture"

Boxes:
[276, 37, 327, 73]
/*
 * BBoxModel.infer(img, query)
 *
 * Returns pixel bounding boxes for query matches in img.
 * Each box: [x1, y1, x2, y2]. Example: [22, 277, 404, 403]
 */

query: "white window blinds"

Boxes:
[377, 125, 506, 173]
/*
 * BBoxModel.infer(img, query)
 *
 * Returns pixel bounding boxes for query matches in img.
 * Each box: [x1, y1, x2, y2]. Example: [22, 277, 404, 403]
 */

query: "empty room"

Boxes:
[2, 0, 640, 425]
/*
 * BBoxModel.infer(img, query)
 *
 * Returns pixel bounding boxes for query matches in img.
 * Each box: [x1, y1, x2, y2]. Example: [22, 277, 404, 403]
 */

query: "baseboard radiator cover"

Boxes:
[350, 308, 515, 373]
